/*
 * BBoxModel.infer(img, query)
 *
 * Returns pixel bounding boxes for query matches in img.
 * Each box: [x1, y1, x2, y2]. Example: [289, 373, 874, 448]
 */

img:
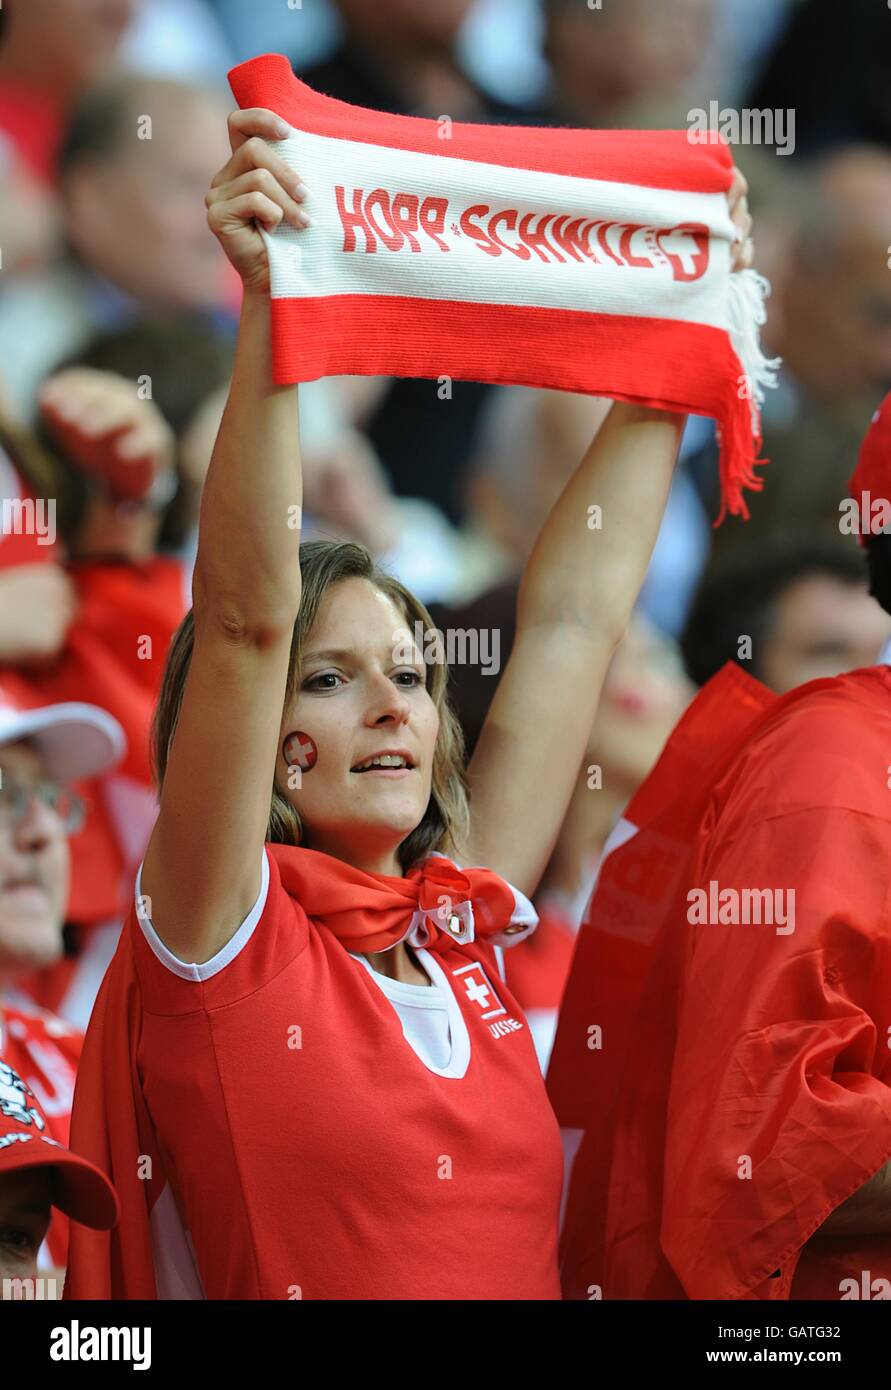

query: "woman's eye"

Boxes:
[304, 669, 422, 691]
[304, 672, 343, 691]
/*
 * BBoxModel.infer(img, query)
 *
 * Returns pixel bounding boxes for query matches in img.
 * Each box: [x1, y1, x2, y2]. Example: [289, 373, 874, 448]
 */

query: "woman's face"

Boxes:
[277, 578, 440, 874]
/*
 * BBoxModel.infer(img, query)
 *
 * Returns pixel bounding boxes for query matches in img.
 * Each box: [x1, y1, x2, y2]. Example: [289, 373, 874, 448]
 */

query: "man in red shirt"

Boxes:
[0, 681, 123, 1268]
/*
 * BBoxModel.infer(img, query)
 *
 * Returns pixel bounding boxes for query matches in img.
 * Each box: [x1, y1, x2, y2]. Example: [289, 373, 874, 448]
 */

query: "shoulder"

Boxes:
[131, 846, 312, 1011]
[717, 668, 891, 822]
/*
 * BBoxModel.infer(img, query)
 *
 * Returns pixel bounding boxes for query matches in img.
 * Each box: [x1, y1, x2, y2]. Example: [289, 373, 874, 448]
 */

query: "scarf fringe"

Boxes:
[716, 269, 782, 523]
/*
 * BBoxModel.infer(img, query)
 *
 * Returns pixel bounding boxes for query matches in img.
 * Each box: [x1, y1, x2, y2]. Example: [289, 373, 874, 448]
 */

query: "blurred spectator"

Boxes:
[456, 0, 548, 107]
[0, 158, 61, 282]
[0, 0, 135, 279]
[0, 76, 234, 417]
[0, 1055, 117, 1289]
[691, 146, 891, 535]
[0, 0, 135, 185]
[47, 318, 235, 559]
[692, 0, 796, 110]
[465, 388, 604, 575]
[299, 0, 537, 120]
[464, 386, 710, 633]
[0, 371, 187, 1027]
[543, 0, 716, 129]
[41, 318, 471, 603]
[299, 420, 476, 606]
[212, 0, 339, 69]
[681, 531, 891, 693]
[298, 0, 550, 524]
[0, 0, 230, 277]
[747, 0, 891, 159]
[0, 682, 123, 1269]
[121, 0, 233, 85]
[771, 150, 891, 414]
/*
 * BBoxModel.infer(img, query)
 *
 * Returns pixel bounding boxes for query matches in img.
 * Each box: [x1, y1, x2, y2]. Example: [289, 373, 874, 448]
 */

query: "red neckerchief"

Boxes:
[268, 844, 522, 955]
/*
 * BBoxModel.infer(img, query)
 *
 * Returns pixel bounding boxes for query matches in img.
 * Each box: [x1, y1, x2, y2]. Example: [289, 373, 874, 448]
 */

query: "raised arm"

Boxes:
[463, 403, 684, 895]
[464, 171, 754, 896]
[142, 108, 309, 963]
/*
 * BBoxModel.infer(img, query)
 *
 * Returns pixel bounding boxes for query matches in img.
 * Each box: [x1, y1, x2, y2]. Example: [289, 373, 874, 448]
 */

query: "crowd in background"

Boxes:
[1, 0, 891, 1272]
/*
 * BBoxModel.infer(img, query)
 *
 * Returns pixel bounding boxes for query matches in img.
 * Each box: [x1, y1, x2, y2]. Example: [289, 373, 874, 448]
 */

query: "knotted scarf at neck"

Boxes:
[268, 842, 531, 955]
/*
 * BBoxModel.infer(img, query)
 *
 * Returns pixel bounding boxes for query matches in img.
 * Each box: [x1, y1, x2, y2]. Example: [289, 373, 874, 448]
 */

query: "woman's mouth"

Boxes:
[351, 753, 415, 777]
[352, 767, 414, 778]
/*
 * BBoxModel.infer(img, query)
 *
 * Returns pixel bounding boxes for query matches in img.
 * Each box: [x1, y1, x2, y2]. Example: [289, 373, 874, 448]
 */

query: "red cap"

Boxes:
[0, 1058, 118, 1231]
[847, 391, 891, 545]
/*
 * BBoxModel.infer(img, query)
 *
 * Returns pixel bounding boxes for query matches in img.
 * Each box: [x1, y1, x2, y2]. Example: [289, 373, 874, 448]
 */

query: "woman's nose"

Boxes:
[365, 673, 411, 726]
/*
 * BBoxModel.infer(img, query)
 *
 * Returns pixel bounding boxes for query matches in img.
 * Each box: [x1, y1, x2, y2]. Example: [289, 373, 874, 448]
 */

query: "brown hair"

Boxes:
[152, 540, 470, 872]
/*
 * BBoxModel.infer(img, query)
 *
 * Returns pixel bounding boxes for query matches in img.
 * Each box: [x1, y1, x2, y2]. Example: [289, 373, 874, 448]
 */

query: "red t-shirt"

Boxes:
[0, 994, 82, 1267]
[131, 847, 564, 1300]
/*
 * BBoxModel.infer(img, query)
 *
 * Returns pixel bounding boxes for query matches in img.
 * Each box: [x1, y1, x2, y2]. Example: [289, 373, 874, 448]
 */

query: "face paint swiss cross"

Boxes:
[283, 731, 318, 772]
[451, 961, 524, 1040]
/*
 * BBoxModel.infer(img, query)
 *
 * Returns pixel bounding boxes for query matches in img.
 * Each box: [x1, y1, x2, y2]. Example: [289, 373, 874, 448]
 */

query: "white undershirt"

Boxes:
[350, 952, 453, 1070]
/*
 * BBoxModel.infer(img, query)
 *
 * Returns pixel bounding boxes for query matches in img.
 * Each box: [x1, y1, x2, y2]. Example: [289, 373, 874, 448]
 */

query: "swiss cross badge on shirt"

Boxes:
[451, 961, 524, 1039]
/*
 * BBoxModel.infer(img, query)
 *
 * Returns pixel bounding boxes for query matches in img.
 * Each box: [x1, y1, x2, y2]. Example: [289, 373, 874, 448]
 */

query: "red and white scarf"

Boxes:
[229, 54, 779, 521]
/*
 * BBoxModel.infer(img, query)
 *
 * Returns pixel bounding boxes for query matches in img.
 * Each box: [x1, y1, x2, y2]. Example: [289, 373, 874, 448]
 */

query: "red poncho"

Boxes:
[548, 661, 891, 1300]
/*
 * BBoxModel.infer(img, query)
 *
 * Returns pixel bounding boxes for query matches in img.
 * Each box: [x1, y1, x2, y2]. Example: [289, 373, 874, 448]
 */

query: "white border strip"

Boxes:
[134, 852, 270, 982]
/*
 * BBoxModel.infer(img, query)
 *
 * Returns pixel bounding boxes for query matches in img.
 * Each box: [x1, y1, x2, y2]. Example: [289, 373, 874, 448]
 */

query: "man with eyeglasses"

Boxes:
[0, 680, 123, 1268]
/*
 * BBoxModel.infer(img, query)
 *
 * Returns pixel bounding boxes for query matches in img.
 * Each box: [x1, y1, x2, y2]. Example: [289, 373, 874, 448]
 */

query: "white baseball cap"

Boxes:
[0, 682, 125, 785]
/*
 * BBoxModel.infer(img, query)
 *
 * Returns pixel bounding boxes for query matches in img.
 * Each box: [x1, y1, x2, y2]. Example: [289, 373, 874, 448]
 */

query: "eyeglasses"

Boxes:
[0, 777, 84, 834]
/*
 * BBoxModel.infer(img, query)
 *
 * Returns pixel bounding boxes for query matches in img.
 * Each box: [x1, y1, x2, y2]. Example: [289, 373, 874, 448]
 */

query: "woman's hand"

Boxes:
[728, 166, 754, 272]
[205, 108, 310, 296]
